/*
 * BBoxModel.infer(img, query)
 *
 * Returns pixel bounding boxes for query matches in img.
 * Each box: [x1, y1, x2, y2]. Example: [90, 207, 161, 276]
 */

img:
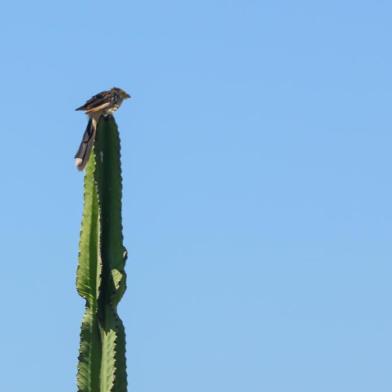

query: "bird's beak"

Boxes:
[125, 93, 131, 99]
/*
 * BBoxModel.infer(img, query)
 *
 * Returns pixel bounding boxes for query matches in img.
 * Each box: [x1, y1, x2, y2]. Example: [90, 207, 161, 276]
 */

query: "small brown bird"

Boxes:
[74, 87, 131, 171]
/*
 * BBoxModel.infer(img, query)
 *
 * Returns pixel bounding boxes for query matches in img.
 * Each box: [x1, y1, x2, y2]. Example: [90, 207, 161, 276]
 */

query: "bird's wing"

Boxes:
[84, 101, 111, 113]
[75, 90, 111, 111]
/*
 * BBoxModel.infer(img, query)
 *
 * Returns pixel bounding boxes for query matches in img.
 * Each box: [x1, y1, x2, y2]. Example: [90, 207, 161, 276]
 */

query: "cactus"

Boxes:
[76, 115, 128, 392]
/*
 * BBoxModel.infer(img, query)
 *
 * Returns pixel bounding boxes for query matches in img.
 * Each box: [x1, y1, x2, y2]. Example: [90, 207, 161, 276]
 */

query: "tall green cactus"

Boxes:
[76, 115, 128, 392]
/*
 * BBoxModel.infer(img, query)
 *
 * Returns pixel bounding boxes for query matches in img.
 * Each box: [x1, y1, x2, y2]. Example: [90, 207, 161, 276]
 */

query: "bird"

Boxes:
[74, 87, 131, 171]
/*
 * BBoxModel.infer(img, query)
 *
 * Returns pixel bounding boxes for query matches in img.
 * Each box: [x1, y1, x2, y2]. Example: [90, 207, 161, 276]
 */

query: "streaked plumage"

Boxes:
[74, 87, 130, 171]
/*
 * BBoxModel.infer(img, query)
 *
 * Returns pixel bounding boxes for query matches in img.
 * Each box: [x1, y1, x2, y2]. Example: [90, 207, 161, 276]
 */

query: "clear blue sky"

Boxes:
[1, 1, 391, 391]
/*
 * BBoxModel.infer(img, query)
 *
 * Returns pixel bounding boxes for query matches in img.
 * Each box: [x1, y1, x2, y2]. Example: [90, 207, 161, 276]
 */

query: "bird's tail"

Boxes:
[74, 119, 96, 171]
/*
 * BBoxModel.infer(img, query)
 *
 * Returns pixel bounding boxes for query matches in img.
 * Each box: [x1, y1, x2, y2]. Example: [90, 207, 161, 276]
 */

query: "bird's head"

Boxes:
[112, 87, 131, 100]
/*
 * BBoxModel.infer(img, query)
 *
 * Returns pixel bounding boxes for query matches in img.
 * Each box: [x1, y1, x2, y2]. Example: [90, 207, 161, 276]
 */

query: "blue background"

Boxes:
[1, 1, 391, 391]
